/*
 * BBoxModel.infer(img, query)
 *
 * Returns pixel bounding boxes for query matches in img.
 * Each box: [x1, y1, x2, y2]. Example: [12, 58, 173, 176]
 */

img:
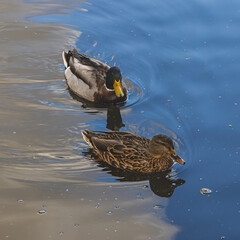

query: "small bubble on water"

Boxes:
[200, 188, 212, 195]
[18, 199, 24, 203]
[220, 236, 225, 239]
[107, 211, 113, 215]
[66, 188, 69, 192]
[13, 131, 16, 134]
[59, 232, 64, 236]
[38, 210, 46, 215]
[136, 193, 144, 200]
[93, 41, 97, 47]
[74, 224, 79, 227]
[116, 220, 120, 223]
[153, 204, 163, 209]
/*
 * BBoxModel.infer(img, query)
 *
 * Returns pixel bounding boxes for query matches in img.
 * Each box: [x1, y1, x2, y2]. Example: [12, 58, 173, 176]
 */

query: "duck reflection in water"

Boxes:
[83, 149, 185, 198]
[106, 105, 125, 131]
[68, 88, 125, 131]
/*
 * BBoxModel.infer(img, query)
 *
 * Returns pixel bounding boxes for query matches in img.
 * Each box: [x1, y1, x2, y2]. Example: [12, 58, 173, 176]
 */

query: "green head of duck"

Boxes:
[106, 66, 124, 98]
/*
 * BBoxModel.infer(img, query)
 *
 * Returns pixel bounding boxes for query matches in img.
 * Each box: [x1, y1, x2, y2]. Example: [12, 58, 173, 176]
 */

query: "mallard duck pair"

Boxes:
[62, 49, 185, 173]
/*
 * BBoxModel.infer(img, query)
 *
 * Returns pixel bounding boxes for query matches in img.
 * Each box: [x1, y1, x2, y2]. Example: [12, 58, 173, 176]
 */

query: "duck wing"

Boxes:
[83, 130, 149, 149]
[63, 49, 109, 89]
[91, 137, 123, 152]
[90, 136, 149, 170]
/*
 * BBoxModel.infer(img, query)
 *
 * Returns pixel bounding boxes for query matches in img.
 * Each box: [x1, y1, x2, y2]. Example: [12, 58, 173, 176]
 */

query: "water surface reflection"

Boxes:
[83, 149, 185, 197]
[69, 88, 125, 130]
[1, 0, 239, 239]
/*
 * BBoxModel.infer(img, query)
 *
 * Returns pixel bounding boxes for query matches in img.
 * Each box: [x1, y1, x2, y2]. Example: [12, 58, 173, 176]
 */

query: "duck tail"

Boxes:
[82, 130, 94, 148]
[62, 50, 72, 68]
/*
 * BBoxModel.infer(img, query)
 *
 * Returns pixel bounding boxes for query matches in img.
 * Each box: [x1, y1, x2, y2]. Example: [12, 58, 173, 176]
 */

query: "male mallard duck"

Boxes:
[62, 49, 127, 103]
[82, 130, 185, 173]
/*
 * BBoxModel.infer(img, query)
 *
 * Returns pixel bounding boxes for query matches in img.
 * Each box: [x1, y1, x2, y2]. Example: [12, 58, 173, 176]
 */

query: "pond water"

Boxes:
[0, 0, 240, 239]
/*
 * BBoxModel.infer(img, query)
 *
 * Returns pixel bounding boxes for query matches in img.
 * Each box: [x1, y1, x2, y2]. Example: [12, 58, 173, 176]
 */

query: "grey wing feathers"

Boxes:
[68, 55, 95, 88]
[63, 49, 109, 89]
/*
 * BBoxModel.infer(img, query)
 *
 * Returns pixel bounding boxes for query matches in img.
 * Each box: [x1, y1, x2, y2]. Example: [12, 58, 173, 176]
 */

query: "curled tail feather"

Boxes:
[62, 50, 73, 68]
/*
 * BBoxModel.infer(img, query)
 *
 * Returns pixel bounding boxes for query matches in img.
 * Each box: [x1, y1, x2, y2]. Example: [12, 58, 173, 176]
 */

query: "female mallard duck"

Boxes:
[62, 49, 127, 103]
[82, 130, 185, 173]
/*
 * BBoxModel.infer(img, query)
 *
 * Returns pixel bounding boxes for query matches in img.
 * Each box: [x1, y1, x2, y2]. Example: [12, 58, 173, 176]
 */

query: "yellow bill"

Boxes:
[113, 80, 124, 97]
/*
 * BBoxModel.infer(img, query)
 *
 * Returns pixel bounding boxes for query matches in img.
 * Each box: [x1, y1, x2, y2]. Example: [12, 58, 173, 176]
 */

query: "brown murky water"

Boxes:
[0, 0, 179, 239]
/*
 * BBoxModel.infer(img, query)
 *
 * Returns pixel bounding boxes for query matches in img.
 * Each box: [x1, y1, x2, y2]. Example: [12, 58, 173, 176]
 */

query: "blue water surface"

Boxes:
[30, 0, 240, 238]
[1, 0, 240, 239]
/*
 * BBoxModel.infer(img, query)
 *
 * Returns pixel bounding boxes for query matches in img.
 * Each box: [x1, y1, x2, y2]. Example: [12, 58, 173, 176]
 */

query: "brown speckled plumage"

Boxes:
[82, 130, 185, 173]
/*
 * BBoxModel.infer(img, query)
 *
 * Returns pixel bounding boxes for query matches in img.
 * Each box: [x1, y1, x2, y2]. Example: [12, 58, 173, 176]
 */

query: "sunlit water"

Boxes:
[0, 0, 240, 239]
